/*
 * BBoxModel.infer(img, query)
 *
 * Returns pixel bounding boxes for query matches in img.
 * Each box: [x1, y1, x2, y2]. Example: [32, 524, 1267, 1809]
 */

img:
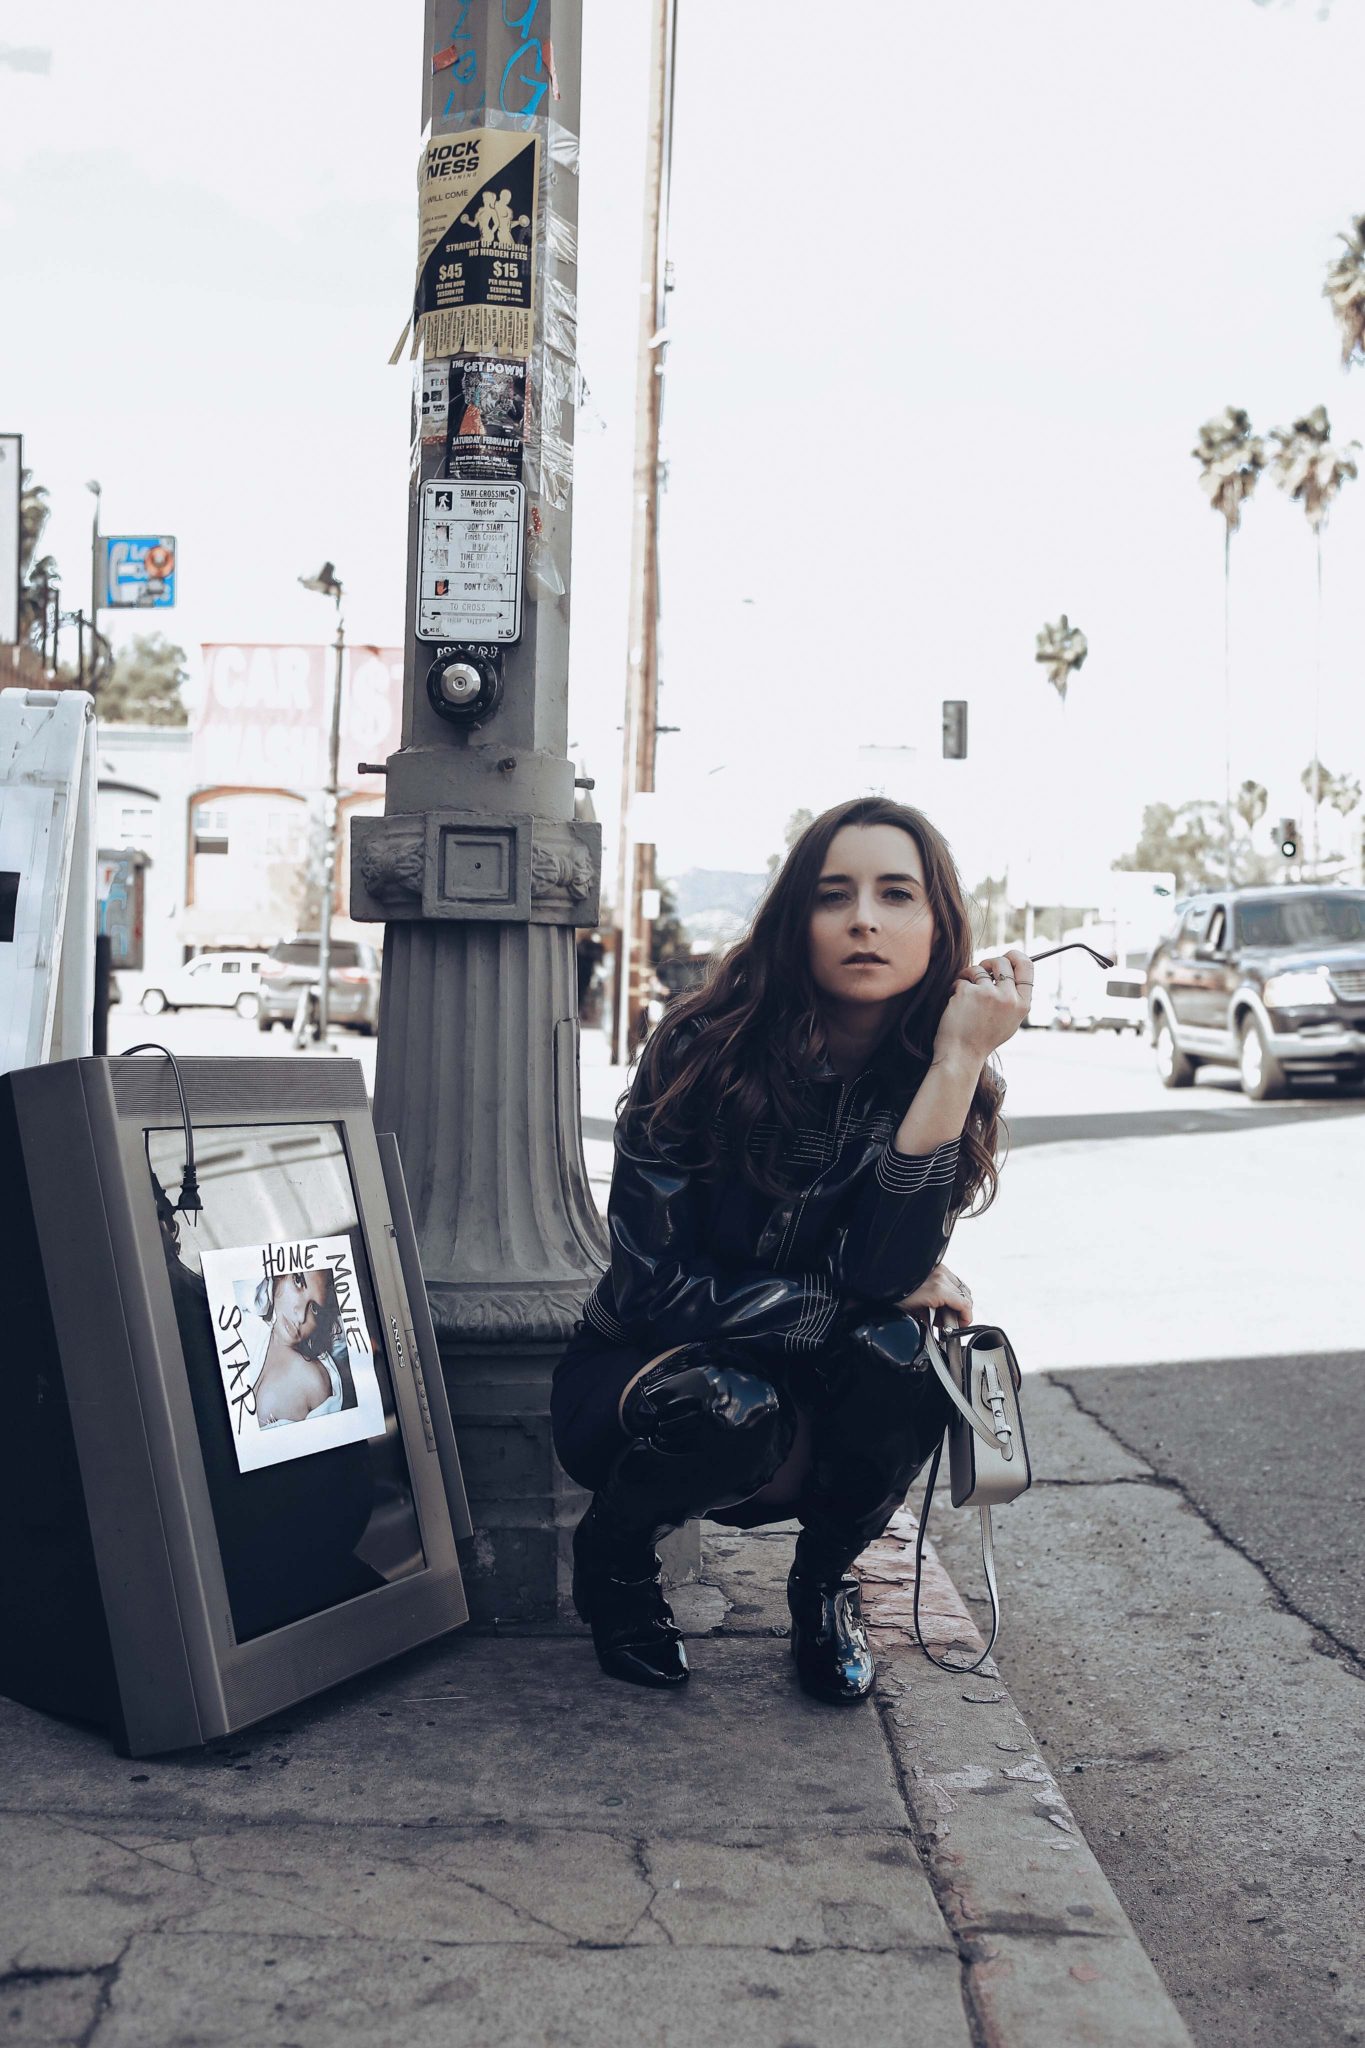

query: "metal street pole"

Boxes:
[354, 0, 652, 1622]
[612, 0, 677, 1066]
[317, 604, 345, 1042]
[299, 561, 346, 1044]
[87, 480, 102, 701]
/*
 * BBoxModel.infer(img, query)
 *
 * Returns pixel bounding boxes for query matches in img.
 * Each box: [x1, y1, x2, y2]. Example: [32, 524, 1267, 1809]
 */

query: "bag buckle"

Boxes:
[977, 1357, 1014, 1458]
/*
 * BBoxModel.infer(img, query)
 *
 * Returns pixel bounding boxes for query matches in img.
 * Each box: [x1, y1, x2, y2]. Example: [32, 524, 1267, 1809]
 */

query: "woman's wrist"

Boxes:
[893, 1051, 982, 1155]
[929, 1045, 986, 1077]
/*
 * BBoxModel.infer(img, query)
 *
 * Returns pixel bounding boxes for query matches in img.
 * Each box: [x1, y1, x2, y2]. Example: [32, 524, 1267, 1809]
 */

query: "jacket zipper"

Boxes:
[777, 1074, 855, 1266]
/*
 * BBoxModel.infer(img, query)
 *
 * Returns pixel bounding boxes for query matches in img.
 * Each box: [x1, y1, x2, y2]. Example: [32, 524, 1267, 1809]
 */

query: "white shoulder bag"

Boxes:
[911, 1313, 1032, 1674]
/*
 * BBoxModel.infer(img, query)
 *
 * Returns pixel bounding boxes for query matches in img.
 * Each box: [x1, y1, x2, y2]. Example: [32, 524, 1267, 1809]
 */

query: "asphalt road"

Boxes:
[900, 1028, 1365, 2048]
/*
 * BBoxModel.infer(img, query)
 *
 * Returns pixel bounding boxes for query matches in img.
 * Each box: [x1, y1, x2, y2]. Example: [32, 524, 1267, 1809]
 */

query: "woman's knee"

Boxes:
[621, 1340, 795, 1479]
[821, 1309, 953, 1433]
[842, 1306, 930, 1368]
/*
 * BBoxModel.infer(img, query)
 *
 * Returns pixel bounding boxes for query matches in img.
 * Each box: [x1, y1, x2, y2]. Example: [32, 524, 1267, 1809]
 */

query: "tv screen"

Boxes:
[146, 1121, 428, 1644]
[0, 1056, 470, 1756]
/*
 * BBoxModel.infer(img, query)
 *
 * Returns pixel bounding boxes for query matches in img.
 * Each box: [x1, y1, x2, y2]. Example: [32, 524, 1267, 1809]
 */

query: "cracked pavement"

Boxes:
[925, 1373, 1365, 2048]
[0, 1510, 1192, 2048]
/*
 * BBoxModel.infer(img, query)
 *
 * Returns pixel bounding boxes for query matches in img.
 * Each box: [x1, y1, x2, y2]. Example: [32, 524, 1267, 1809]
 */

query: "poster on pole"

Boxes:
[0, 433, 20, 646]
[416, 478, 525, 643]
[391, 129, 540, 363]
[200, 1235, 387, 1474]
[443, 356, 527, 480]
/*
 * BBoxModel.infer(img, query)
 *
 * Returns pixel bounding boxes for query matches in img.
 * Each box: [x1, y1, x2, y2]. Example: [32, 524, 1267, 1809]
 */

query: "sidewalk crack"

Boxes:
[620, 1839, 675, 1947]
[78, 1938, 130, 2048]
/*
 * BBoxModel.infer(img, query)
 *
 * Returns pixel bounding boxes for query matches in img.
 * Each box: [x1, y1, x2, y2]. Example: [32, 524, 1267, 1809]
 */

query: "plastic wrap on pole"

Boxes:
[399, 105, 585, 596]
[524, 118, 581, 592]
[525, 499, 565, 599]
[547, 116, 580, 175]
[545, 210, 578, 269]
[524, 274, 579, 511]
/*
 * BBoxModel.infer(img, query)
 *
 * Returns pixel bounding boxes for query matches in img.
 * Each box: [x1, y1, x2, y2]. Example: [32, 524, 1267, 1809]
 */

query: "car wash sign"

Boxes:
[101, 536, 176, 609]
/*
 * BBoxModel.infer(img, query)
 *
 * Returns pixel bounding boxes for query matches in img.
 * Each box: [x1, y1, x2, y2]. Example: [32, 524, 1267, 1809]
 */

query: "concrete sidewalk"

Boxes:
[1, 1030, 1196, 2044]
[1, 1509, 1193, 2047]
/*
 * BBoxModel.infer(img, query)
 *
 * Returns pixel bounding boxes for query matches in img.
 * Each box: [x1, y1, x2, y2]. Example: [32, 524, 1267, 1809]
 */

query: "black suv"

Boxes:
[1145, 885, 1365, 1098]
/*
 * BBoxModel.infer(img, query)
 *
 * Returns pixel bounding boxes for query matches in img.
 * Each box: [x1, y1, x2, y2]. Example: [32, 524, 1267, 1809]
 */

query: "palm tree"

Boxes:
[1324, 216, 1365, 887]
[1028, 616, 1088, 947]
[1327, 768, 1362, 821]
[19, 469, 50, 576]
[1327, 770, 1363, 884]
[1192, 408, 1265, 888]
[1235, 778, 1267, 835]
[1034, 615, 1088, 703]
[1323, 215, 1365, 367]
[1297, 760, 1362, 876]
[1267, 406, 1360, 876]
[16, 470, 55, 646]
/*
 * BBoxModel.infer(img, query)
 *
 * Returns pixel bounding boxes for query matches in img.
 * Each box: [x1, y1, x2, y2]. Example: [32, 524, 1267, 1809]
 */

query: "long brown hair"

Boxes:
[621, 796, 1008, 1223]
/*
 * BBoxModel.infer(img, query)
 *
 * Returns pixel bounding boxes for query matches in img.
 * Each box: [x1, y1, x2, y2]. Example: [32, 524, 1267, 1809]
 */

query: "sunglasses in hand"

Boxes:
[1026, 940, 1116, 970]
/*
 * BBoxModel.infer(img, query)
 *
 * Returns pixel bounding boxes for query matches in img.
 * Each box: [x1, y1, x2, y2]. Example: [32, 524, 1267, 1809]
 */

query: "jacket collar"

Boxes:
[804, 1043, 878, 1089]
[801, 1017, 894, 1088]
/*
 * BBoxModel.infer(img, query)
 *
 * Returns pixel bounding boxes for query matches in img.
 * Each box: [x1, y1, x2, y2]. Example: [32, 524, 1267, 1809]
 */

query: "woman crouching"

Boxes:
[551, 796, 1031, 1703]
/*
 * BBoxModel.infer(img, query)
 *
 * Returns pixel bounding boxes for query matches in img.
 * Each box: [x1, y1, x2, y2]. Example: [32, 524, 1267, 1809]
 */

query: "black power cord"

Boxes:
[120, 1042, 201, 1222]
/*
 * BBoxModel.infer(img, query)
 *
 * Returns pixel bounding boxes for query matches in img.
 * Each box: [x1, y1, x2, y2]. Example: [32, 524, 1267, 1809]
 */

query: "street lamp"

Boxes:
[298, 562, 345, 1045]
[86, 481, 101, 698]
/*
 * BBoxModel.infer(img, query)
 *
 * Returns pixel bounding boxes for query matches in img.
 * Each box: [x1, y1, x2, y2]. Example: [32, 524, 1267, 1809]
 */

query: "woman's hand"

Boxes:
[933, 949, 1033, 1064]
[896, 1262, 975, 1331]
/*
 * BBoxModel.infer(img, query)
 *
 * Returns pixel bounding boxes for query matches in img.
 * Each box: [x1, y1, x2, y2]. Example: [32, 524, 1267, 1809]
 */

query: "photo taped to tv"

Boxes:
[146, 1121, 426, 1642]
[201, 1235, 386, 1472]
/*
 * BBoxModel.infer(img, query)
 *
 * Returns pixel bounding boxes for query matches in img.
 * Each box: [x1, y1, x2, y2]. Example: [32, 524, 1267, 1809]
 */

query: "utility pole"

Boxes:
[87, 480, 102, 700]
[612, 0, 677, 1066]
[318, 608, 345, 1041]
[300, 562, 346, 1044]
[354, 0, 624, 1622]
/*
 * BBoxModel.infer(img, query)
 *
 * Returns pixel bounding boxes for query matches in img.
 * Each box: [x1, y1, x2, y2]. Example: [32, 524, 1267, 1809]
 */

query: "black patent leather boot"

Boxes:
[571, 1348, 794, 1690]
[786, 1565, 875, 1704]
[789, 1310, 950, 1705]
[571, 1496, 688, 1689]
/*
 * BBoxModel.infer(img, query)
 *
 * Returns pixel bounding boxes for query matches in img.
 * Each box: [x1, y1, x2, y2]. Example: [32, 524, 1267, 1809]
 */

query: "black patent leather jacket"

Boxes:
[579, 1019, 970, 1359]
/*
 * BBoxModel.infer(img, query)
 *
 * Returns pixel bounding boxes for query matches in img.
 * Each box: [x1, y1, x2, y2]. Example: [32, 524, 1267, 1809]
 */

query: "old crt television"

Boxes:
[0, 1054, 472, 1757]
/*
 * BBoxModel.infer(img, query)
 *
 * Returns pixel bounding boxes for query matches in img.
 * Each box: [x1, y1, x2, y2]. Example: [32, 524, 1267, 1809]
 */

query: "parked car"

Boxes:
[1092, 950, 1153, 1035]
[1144, 885, 1365, 1099]
[1020, 990, 1071, 1030]
[140, 951, 269, 1019]
[256, 936, 381, 1034]
[1032, 921, 1158, 1035]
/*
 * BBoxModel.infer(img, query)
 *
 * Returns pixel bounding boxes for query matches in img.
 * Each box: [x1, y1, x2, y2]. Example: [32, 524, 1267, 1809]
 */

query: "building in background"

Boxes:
[96, 725, 195, 987]
[93, 642, 403, 990]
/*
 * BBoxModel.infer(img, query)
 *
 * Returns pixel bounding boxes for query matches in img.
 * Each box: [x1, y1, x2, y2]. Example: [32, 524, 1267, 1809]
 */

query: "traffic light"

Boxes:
[1277, 818, 1299, 860]
[942, 699, 967, 759]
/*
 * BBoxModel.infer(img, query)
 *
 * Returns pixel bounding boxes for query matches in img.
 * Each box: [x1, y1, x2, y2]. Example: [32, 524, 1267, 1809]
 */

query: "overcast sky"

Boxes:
[5, 0, 1365, 899]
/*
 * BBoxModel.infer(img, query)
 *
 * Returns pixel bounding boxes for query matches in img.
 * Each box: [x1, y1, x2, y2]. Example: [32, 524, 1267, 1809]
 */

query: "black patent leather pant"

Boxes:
[586, 1311, 954, 1589]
